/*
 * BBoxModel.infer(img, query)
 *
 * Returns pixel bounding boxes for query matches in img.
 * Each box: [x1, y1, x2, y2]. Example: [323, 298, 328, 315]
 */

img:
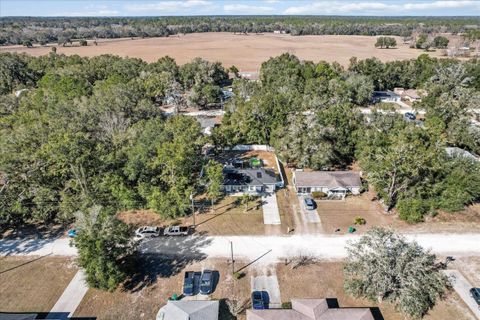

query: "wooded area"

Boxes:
[0, 16, 479, 45]
[0, 51, 479, 227]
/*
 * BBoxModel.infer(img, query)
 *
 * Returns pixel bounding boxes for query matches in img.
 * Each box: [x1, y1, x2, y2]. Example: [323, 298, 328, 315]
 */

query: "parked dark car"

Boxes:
[304, 197, 316, 210]
[470, 288, 480, 306]
[404, 112, 416, 121]
[200, 270, 214, 295]
[183, 271, 195, 296]
[251, 291, 267, 310]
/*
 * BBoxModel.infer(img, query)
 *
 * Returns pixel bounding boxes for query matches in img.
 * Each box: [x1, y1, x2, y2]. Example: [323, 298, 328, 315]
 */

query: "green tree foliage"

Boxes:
[432, 36, 449, 49]
[375, 36, 397, 49]
[415, 34, 431, 51]
[203, 160, 224, 204]
[357, 119, 443, 212]
[74, 206, 136, 291]
[344, 227, 450, 319]
[0, 53, 205, 227]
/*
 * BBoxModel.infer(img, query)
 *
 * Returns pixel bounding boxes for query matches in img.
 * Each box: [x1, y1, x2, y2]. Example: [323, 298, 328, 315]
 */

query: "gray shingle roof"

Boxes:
[247, 299, 374, 320]
[294, 171, 361, 188]
[158, 300, 219, 320]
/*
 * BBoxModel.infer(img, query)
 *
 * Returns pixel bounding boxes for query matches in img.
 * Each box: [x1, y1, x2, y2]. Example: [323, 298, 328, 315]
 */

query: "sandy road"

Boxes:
[4, 233, 480, 264]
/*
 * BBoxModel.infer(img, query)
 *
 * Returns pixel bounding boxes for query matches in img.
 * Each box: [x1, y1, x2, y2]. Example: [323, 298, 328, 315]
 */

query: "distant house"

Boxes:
[239, 71, 259, 81]
[371, 91, 401, 103]
[293, 171, 362, 196]
[394, 88, 425, 102]
[196, 116, 221, 135]
[247, 298, 374, 320]
[223, 166, 277, 194]
[445, 147, 479, 162]
[156, 300, 219, 320]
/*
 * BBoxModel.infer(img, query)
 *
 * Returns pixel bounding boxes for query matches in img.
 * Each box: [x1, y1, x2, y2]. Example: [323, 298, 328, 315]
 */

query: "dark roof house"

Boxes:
[247, 298, 375, 320]
[223, 167, 277, 193]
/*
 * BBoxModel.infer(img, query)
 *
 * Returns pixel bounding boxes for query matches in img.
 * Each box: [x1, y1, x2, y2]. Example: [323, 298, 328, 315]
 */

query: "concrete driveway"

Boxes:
[251, 271, 282, 309]
[298, 195, 321, 223]
[444, 270, 480, 319]
[262, 193, 281, 225]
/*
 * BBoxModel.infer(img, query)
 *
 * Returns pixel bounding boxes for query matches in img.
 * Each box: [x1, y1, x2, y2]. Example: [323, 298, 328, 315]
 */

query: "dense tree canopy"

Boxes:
[344, 228, 450, 319]
[0, 51, 479, 227]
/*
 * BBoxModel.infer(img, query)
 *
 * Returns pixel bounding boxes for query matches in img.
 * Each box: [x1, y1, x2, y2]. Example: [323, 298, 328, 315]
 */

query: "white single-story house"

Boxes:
[156, 300, 219, 320]
[293, 171, 362, 195]
[372, 91, 401, 103]
[394, 88, 425, 102]
[223, 167, 277, 194]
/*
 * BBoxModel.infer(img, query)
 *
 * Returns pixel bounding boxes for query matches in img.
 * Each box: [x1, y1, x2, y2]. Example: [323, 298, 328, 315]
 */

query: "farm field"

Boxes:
[0, 32, 452, 70]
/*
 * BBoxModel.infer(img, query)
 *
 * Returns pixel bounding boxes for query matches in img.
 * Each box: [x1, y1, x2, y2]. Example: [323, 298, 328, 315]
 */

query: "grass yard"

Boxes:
[277, 261, 476, 320]
[315, 193, 406, 234]
[74, 259, 248, 320]
[74, 257, 475, 320]
[0, 256, 77, 312]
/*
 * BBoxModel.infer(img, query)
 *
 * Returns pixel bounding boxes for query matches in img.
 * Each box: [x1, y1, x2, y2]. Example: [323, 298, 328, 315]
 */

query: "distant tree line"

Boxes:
[0, 16, 479, 45]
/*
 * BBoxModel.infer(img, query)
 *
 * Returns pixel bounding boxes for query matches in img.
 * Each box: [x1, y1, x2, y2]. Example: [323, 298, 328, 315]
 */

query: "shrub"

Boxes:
[233, 271, 245, 280]
[281, 302, 292, 309]
[397, 198, 429, 223]
[354, 216, 366, 225]
[311, 191, 327, 199]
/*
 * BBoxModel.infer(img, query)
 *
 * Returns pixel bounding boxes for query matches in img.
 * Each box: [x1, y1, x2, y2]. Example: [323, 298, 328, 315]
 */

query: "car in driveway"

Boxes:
[471, 288, 480, 306]
[135, 226, 160, 240]
[404, 112, 416, 121]
[183, 271, 195, 296]
[200, 270, 214, 295]
[251, 291, 268, 309]
[304, 197, 316, 210]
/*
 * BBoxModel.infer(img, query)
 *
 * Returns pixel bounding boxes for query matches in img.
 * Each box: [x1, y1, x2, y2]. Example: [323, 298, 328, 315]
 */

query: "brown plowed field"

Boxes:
[0, 32, 453, 70]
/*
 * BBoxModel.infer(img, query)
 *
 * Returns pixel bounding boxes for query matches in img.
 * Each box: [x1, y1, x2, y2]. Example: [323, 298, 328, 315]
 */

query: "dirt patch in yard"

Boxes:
[277, 261, 475, 320]
[0, 256, 77, 312]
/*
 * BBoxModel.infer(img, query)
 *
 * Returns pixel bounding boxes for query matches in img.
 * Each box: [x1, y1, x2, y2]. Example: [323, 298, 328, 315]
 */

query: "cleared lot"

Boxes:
[0, 256, 77, 312]
[0, 33, 450, 69]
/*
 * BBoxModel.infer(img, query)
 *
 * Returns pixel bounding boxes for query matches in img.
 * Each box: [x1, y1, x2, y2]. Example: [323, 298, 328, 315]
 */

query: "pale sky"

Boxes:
[1, 0, 480, 17]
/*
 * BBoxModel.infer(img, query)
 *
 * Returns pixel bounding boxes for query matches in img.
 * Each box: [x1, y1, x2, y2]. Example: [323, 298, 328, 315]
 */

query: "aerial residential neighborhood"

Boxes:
[1, 1, 480, 320]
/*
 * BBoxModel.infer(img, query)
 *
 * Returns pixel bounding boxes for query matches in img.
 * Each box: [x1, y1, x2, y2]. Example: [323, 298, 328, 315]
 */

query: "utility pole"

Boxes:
[190, 193, 195, 229]
[230, 241, 235, 275]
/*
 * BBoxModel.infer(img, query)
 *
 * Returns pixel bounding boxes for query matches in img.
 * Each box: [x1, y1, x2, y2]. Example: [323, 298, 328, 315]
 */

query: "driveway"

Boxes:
[262, 193, 281, 225]
[46, 270, 88, 319]
[251, 269, 282, 308]
[444, 270, 480, 319]
[298, 195, 321, 223]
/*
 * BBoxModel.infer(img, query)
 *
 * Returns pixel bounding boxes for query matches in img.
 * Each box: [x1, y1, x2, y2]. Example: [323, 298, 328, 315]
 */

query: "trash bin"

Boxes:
[348, 226, 356, 233]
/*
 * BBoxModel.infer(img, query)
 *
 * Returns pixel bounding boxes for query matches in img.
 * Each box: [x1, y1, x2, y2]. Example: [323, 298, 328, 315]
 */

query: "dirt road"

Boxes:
[4, 233, 480, 264]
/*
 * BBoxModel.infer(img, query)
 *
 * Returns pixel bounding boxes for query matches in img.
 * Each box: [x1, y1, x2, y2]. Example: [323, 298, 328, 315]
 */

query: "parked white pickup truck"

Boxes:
[163, 226, 190, 236]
